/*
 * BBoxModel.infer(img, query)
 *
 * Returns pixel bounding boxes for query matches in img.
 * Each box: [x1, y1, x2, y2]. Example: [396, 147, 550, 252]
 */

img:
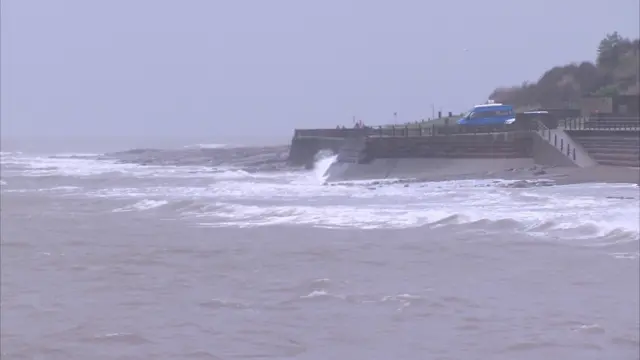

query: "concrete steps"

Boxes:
[590, 151, 639, 159]
[597, 159, 640, 167]
[577, 143, 639, 149]
[576, 141, 639, 148]
[587, 154, 638, 167]
[570, 133, 639, 167]
[582, 147, 640, 154]
[572, 135, 639, 140]
[573, 138, 638, 143]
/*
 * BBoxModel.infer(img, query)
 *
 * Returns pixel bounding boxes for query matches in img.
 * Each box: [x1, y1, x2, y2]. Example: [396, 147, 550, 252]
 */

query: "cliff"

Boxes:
[490, 32, 640, 109]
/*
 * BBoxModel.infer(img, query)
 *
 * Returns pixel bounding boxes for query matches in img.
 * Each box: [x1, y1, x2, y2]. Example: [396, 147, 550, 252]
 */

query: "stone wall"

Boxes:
[336, 137, 368, 164]
[363, 132, 533, 159]
[288, 136, 345, 168]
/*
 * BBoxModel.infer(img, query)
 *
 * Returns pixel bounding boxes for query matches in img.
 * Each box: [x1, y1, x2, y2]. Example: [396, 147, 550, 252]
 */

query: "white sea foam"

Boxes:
[183, 143, 236, 149]
[192, 198, 638, 238]
[1, 153, 287, 181]
[71, 171, 640, 238]
[609, 252, 640, 260]
[2, 155, 140, 177]
[49, 153, 102, 158]
[113, 199, 169, 212]
[312, 154, 338, 183]
[45, 186, 82, 192]
[4, 151, 638, 239]
[301, 290, 331, 298]
[3, 186, 83, 194]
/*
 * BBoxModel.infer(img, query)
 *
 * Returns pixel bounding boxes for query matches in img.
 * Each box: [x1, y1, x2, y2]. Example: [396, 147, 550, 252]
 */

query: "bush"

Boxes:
[489, 32, 639, 108]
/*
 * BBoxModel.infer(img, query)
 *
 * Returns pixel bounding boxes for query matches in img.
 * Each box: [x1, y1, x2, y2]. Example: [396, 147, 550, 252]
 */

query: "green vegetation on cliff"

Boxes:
[490, 32, 640, 110]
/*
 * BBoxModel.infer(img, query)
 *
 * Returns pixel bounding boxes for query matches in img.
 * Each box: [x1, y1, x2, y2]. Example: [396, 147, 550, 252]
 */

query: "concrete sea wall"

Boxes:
[531, 132, 579, 167]
[325, 158, 536, 182]
[288, 119, 640, 183]
[363, 132, 533, 159]
[532, 128, 596, 168]
[324, 132, 536, 181]
[288, 136, 344, 168]
[287, 128, 371, 168]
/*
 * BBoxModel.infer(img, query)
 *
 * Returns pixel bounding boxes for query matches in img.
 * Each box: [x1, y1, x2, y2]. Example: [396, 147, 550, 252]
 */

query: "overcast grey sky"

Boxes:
[1, 0, 639, 147]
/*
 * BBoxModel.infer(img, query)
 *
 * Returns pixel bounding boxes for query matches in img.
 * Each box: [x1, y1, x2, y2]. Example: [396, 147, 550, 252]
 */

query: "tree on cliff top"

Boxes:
[489, 32, 639, 109]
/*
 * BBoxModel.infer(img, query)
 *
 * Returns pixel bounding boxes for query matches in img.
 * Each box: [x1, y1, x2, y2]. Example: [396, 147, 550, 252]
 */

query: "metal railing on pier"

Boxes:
[372, 123, 534, 137]
[559, 117, 640, 131]
[293, 116, 640, 140]
[294, 123, 534, 139]
[536, 120, 578, 162]
[294, 128, 373, 138]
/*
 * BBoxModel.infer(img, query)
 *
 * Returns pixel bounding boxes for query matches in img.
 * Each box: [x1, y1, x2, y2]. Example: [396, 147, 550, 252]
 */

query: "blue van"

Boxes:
[457, 102, 516, 126]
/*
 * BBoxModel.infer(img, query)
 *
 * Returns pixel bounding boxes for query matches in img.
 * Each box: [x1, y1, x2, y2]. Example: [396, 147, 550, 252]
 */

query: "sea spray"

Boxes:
[312, 150, 338, 183]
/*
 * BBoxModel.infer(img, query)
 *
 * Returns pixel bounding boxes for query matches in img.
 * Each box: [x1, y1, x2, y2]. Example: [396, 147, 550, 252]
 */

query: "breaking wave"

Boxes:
[2, 147, 639, 245]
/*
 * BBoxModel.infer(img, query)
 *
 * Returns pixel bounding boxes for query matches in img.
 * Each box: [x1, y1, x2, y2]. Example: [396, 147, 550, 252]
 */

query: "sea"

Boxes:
[1, 142, 639, 360]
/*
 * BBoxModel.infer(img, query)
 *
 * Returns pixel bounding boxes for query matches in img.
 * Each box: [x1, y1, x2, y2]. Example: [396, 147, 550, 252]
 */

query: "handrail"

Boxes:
[536, 119, 549, 131]
[374, 123, 531, 137]
[293, 116, 640, 139]
[294, 128, 375, 138]
[295, 123, 531, 139]
[535, 119, 579, 163]
[560, 117, 640, 131]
